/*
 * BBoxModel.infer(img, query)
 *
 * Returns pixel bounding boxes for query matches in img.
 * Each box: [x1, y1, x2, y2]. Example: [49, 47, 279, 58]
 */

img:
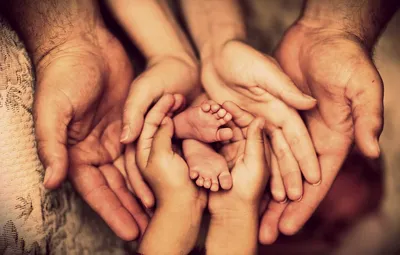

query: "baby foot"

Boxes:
[173, 100, 233, 143]
[183, 139, 232, 191]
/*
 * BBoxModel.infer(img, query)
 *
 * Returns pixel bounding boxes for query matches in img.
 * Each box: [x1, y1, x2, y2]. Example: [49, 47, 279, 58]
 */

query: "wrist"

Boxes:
[5, 0, 105, 66]
[199, 24, 247, 61]
[158, 192, 207, 214]
[298, 0, 398, 50]
[209, 203, 259, 223]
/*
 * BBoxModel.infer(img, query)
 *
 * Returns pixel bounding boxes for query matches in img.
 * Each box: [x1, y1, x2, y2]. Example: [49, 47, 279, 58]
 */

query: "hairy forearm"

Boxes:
[105, 0, 196, 63]
[180, 0, 246, 59]
[301, 0, 400, 48]
[206, 209, 258, 255]
[2, 0, 104, 65]
[139, 203, 203, 254]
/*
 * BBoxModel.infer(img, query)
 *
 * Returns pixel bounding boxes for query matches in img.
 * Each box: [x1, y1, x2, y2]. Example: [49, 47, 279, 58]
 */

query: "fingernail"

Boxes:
[120, 125, 130, 142]
[302, 93, 317, 101]
[312, 179, 322, 186]
[279, 197, 288, 204]
[296, 195, 303, 202]
[43, 166, 53, 186]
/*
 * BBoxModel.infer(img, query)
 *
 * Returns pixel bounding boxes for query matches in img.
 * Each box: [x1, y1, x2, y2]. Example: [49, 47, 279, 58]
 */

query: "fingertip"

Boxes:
[43, 164, 67, 189]
[279, 218, 300, 236]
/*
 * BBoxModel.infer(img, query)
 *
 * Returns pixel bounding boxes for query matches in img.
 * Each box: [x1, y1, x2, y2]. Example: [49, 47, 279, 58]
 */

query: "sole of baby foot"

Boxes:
[183, 139, 230, 191]
[173, 100, 233, 143]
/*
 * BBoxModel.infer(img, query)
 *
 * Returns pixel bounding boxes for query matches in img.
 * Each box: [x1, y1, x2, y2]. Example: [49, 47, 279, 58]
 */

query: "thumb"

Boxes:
[34, 90, 72, 189]
[244, 117, 266, 164]
[151, 117, 174, 157]
[348, 62, 383, 158]
[121, 74, 163, 144]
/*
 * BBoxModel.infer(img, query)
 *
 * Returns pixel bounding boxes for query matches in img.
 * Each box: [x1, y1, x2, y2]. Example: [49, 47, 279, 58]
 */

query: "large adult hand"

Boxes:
[201, 40, 321, 201]
[259, 22, 383, 243]
[34, 28, 148, 240]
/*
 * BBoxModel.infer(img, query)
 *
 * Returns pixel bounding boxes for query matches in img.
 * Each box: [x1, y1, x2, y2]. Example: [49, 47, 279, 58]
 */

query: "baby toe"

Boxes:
[218, 171, 233, 190]
[216, 128, 233, 141]
[201, 102, 211, 112]
[203, 178, 211, 189]
[217, 108, 227, 118]
[190, 170, 199, 180]
[213, 113, 222, 120]
[210, 178, 219, 192]
[196, 177, 204, 187]
[211, 104, 221, 113]
[224, 113, 232, 122]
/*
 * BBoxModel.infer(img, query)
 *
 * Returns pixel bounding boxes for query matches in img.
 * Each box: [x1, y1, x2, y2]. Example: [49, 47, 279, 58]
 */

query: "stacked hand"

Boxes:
[201, 40, 321, 202]
[34, 29, 148, 240]
[259, 22, 383, 243]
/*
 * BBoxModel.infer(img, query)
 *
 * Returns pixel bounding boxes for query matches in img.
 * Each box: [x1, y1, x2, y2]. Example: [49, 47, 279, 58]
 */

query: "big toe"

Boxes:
[219, 171, 233, 190]
[216, 128, 233, 141]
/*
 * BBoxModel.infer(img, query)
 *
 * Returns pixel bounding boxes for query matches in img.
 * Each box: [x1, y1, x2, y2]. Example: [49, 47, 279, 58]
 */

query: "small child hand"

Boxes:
[208, 105, 269, 214]
[136, 94, 207, 208]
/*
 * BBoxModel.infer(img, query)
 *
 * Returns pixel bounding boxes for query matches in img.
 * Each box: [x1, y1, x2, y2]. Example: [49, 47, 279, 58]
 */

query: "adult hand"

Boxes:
[202, 40, 321, 201]
[34, 28, 148, 240]
[259, 22, 383, 243]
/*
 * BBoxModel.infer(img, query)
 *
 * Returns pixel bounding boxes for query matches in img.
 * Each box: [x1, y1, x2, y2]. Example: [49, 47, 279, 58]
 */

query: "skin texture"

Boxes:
[135, 95, 207, 254]
[259, 0, 399, 244]
[105, 0, 201, 210]
[207, 108, 269, 255]
[2, 0, 149, 240]
[181, 0, 321, 203]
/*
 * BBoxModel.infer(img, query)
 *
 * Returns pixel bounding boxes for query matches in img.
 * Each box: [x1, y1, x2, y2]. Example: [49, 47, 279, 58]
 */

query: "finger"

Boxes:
[99, 165, 149, 235]
[34, 90, 72, 189]
[121, 74, 164, 144]
[278, 153, 346, 236]
[281, 112, 321, 184]
[269, 129, 302, 201]
[220, 41, 317, 110]
[171, 94, 186, 114]
[243, 118, 266, 165]
[348, 65, 383, 159]
[259, 199, 287, 244]
[151, 117, 174, 156]
[270, 151, 286, 202]
[136, 94, 175, 168]
[69, 164, 140, 241]
[125, 144, 155, 209]
[222, 101, 254, 128]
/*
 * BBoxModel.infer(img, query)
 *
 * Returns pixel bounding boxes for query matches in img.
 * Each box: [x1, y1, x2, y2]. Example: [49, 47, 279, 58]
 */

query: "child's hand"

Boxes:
[205, 110, 268, 255]
[202, 40, 321, 201]
[136, 94, 207, 209]
[208, 105, 269, 214]
[134, 95, 206, 255]
[120, 56, 200, 144]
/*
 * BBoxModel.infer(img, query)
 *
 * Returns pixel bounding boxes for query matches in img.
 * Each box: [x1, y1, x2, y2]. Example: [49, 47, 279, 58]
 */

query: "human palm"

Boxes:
[202, 40, 321, 201]
[259, 23, 384, 241]
[34, 31, 148, 240]
[209, 103, 269, 211]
